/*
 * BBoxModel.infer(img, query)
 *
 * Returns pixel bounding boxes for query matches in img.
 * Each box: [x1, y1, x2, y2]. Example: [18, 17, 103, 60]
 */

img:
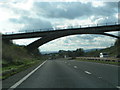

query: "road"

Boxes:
[10, 59, 119, 88]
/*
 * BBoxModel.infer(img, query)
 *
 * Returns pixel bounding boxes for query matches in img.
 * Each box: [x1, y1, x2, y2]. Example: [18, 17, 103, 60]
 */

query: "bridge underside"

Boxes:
[26, 32, 120, 51]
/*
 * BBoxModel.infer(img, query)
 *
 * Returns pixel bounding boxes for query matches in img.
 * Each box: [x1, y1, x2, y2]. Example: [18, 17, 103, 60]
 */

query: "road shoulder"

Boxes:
[2, 60, 45, 89]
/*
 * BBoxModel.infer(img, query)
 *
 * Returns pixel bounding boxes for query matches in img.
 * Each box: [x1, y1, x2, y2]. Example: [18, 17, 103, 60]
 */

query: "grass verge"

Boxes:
[1, 59, 45, 80]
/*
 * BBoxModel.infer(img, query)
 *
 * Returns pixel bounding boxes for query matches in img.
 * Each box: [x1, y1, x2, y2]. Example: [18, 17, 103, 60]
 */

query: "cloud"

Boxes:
[9, 16, 52, 31]
[13, 37, 40, 45]
[33, 2, 93, 19]
[0, 1, 118, 51]
[33, 2, 118, 20]
[2, 1, 118, 32]
[39, 34, 116, 51]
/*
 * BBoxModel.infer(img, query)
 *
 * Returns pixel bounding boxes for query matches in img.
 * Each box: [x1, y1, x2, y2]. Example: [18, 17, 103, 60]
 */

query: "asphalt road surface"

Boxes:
[12, 59, 119, 88]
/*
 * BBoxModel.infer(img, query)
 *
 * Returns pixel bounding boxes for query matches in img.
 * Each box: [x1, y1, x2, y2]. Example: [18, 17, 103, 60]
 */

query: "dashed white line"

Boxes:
[116, 86, 120, 89]
[8, 60, 47, 90]
[74, 66, 77, 68]
[98, 77, 102, 79]
[70, 60, 75, 61]
[84, 71, 92, 75]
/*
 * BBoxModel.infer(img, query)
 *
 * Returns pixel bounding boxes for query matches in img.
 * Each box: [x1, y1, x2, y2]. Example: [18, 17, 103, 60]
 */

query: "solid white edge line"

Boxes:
[8, 60, 47, 90]
[84, 71, 92, 74]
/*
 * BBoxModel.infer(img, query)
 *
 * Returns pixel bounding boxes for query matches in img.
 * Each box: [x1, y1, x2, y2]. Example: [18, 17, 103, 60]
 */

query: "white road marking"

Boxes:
[8, 60, 47, 90]
[84, 71, 92, 74]
[74, 66, 77, 68]
[116, 86, 120, 89]
[70, 60, 75, 61]
[98, 77, 102, 79]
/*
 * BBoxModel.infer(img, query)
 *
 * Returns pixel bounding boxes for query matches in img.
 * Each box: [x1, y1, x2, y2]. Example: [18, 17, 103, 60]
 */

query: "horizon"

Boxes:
[40, 47, 110, 53]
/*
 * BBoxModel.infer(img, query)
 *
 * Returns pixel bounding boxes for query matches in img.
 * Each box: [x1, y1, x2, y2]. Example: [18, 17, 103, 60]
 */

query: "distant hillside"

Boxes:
[41, 51, 58, 54]
[84, 48, 104, 52]
[84, 39, 120, 57]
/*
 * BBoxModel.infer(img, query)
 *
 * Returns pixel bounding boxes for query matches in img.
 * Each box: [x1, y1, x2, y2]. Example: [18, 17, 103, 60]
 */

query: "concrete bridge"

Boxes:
[2, 22, 120, 51]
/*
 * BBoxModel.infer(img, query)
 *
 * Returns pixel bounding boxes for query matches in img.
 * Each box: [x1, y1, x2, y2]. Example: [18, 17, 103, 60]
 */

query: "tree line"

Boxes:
[58, 48, 84, 58]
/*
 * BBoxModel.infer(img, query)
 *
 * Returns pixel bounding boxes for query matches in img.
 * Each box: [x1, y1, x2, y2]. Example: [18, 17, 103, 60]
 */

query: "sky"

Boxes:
[0, 0, 119, 52]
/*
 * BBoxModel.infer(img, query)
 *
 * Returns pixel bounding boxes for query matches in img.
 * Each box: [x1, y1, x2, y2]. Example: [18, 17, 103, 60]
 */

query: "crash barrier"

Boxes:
[76, 57, 120, 62]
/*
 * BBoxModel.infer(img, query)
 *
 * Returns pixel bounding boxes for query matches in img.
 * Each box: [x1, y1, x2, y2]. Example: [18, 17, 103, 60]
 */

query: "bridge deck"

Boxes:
[2, 24, 120, 40]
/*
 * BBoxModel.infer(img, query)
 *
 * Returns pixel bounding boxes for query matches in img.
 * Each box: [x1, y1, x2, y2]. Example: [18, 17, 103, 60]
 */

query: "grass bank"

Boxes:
[2, 59, 45, 80]
[2, 40, 47, 80]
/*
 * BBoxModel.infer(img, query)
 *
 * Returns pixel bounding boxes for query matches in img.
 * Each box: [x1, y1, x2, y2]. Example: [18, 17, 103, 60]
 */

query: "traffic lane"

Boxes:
[17, 60, 93, 88]
[16, 60, 116, 88]
[17, 60, 86, 88]
[64, 60, 118, 87]
[17, 60, 92, 88]
[57, 60, 117, 88]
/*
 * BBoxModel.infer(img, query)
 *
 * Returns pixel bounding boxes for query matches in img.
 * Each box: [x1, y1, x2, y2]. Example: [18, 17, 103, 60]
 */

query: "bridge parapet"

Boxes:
[77, 57, 120, 62]
[3, 22, 120, 35]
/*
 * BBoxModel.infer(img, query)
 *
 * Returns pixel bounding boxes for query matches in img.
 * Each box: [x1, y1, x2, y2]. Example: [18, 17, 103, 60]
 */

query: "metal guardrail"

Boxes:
[3, 22, 120, 35]
[77, 57, 120, 62]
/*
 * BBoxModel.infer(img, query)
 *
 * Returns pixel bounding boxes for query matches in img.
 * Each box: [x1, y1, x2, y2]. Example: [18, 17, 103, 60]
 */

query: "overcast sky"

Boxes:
[0, 0, 119, 52]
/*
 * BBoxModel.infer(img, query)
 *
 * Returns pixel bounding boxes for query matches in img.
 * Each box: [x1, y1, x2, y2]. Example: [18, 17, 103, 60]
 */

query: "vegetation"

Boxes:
[84, 38, 120, 57]
[45, 38, 120, 61]
[1, 36, 119, 79]
[75, 38, 120, 65]
[58, 48, 84, 58]
[1, 40, 46, 80]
